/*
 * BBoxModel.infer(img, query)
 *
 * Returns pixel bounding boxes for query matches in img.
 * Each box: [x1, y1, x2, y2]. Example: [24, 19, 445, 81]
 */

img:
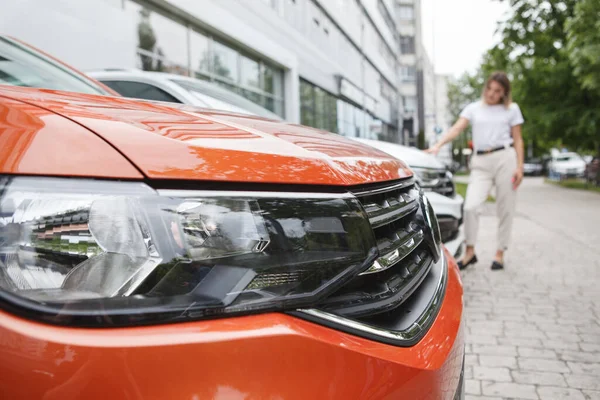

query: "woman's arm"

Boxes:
[425, 117, 469, 155]
[512, 124, 525, 189]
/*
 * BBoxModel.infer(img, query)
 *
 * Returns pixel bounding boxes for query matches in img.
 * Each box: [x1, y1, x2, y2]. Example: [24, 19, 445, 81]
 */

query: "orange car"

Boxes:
[0, 37, 464, 399]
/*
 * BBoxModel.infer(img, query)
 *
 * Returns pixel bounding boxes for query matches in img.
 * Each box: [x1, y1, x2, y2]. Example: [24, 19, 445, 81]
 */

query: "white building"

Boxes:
[434, 74, 453, 166]
[2, 0, 414, 144]
[396, 0, 421, 145]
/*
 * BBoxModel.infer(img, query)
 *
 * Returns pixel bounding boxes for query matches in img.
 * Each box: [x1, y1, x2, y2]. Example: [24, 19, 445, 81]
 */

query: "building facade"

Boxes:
[434, 74, 453, 165]
[396, 0, 421, 146]
[3, 0, 426, 144]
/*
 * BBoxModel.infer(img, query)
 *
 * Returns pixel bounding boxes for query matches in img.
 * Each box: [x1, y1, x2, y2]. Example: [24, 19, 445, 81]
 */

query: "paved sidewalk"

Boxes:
[460, 177, 600, 400]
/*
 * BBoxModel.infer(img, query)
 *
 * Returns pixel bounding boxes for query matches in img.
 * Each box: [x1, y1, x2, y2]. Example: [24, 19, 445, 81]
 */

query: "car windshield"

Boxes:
[0, 36, 109, 95]
[171, 79, 281, 120]
[556, 154, 582, 162]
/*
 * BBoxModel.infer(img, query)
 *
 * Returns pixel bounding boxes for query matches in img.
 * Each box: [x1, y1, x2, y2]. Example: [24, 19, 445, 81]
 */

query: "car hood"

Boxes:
[352, 138, 446, 170]
[0, 87, 412, 186]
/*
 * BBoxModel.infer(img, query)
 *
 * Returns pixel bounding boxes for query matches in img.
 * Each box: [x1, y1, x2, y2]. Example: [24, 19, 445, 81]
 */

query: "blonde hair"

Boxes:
[483, 71, 512, 108]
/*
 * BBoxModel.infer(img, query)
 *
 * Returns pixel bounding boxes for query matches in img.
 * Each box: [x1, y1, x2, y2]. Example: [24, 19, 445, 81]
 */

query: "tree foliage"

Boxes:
[566, 0, 600, 95]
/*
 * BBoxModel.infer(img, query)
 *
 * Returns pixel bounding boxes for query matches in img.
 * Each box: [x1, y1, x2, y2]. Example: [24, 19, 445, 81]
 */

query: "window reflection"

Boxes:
[300, 80, 337, 133]
[133, 4, 188, 74]
[240, 56, 260, 89]
[122, 0, 285, 117]
[190, 30, 211, 76]
[212, 41, 238, 82]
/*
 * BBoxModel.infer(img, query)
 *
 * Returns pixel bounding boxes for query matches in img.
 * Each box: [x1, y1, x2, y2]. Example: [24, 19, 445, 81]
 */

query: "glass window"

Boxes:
[400, 36, 415, 54]
[103, 80, 182, 103]
[326, 95, 338, 133]
[300, 80, 315, 127]
[403, 96, 417, 112]
[300, 79, 337, 132]
[240, 55, 260, 89]
[401, 66, 417, 82]
[133, 4, 188, 75]
[190, 30, 211, 76]
[398, 5, 414, 20]
[212, 41, 238, 82]
[314, 87, 326, 129]
[378, 0, 397, 41]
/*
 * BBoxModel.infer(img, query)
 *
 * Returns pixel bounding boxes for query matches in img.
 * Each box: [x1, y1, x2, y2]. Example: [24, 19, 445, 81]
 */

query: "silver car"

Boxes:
[88, 69, 281, 120]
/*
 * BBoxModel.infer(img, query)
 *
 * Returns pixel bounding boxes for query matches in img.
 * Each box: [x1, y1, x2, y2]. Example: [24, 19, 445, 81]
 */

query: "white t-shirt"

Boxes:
[460, 101, 524, 151]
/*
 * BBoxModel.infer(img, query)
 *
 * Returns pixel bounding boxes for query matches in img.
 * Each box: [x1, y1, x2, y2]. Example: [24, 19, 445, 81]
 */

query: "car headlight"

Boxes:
[0, 177, 377, 326]
[411, 167, 440, 189]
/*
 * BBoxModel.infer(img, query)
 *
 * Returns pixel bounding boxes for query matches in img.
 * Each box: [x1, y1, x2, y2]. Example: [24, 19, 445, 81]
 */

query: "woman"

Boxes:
[427, 71, 524, 270]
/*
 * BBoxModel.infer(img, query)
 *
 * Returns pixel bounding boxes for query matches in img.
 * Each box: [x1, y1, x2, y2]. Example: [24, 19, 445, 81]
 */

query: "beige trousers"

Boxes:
[464, 148, 518, 251]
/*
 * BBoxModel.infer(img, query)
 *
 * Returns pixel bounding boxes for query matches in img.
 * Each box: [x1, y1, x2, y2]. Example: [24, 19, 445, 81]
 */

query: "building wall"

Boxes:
[396, 0, 420, 145]
[435, 74, 454, 166]
[1, 0, 407, 144]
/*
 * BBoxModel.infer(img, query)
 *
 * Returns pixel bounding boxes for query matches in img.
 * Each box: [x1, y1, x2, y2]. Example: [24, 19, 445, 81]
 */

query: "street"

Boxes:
[462, 177, 600, 399]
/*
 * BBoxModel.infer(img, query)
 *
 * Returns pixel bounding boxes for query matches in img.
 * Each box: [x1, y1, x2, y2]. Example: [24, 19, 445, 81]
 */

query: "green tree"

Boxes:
[473, 0, 600, 154]
[566, 0, 600, 95]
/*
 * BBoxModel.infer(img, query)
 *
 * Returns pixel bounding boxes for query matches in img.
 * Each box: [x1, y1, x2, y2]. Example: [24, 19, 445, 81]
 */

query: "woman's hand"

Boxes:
[512, 167, 524, 190]
[424, 144, 441, 155]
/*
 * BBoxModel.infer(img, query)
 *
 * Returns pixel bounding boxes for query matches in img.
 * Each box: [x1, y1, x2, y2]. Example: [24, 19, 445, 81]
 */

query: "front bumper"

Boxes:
[0, 250, 464, 400]
[445, 225, 466, 259]
[425, 192, 463, 221]
[425, 191, 465, 257]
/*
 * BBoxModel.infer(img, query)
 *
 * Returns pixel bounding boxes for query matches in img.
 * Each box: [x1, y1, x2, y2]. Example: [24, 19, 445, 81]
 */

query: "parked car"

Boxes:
[88, 69, 281, 120]
[549, 152, 587, 179]
[523, 158, 543, 176]
[585, 156, 600, 185]
[0, 40, 464, 399]
[352, 138, 465, 258]
[0, 35, 116, 96]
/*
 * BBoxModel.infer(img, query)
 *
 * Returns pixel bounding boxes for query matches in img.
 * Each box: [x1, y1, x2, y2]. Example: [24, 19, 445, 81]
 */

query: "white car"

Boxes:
[87, 69, 281, 120]
[353, 138, 465, 258]
[549, 152, 586, 179]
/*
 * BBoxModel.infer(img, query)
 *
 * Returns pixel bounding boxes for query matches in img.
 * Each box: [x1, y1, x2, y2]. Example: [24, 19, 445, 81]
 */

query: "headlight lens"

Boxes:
[411, 167, 440, 189]
[0, 177, 376, 326]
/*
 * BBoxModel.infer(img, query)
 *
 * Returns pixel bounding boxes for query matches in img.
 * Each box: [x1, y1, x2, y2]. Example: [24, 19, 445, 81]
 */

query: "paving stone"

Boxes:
[582, 390, 600, 399]
[465, 365, 473, 379]
[537, 387, 585, 400]
[518, 347, 558, 359]
[559, 351, 600, 363]
[480, 355, 517, 368]
[473, 344, 517, 357]
[466, 354, 480, 366]
[518, 358, 570, 373]
[473, 366, 513, 382]
[512, 371, 567, 387]
[567, 362, 600, 376]
[580, 343, 600, 352]
[481, 381, 539, 399]
[543, 340, 581, 351]
[468, 335, 499, 345]
[566, 375, 600, 391]
[466, 380, 481, 395]
[499, 337, 543, 348]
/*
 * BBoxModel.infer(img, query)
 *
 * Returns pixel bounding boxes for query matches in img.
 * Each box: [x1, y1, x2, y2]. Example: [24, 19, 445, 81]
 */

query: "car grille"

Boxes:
[296, 177, 448, 347]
